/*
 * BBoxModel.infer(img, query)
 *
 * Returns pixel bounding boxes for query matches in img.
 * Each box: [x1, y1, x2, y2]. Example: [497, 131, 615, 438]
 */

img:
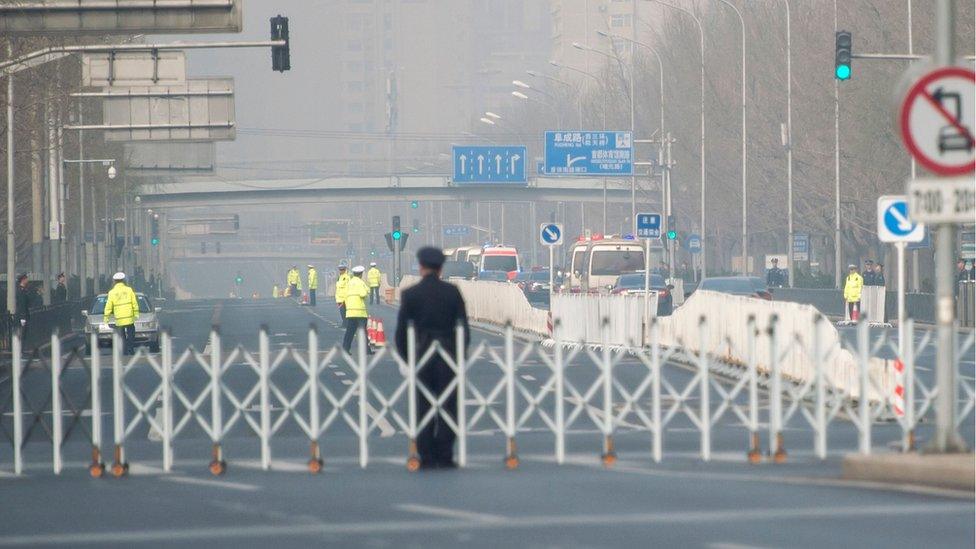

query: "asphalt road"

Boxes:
[0, 297, 973, 548]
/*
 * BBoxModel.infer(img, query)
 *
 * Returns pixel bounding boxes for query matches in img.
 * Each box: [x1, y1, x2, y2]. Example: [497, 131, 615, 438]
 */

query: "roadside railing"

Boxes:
[1, 299, 86, 353]
[1, 317, 972, 477]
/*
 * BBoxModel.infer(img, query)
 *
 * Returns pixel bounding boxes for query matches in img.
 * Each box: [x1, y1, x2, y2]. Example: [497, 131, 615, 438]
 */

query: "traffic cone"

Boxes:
[373, 319, 387, 347]
[367, 318, 377, 344]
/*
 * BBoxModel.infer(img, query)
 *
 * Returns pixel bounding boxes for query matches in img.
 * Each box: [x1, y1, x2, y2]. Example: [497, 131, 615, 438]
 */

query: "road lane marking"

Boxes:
[520, 374, 536, 381]
[341, 379, 353, 385]
[162, 475, 259, 492]
[395, 504, 503, 522]
[0, 502, 967, 545]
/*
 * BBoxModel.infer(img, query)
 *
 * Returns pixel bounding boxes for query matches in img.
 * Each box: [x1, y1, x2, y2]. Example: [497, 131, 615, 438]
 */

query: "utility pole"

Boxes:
[927, 0, 966, 454]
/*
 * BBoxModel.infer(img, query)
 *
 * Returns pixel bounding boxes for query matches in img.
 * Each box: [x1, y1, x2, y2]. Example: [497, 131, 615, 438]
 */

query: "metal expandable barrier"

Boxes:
[1, 319, 973, 477]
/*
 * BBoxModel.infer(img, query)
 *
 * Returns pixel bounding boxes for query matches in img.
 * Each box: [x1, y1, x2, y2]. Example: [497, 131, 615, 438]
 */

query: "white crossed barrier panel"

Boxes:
[1, 320, 973, 477]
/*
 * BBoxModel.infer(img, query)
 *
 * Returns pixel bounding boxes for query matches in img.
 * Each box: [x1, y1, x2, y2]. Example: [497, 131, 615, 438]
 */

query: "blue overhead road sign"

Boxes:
[443, 225, 470, 237]
[453, 145, 526, 183]
[543, 131, 633, 176]
[636, 212, 661, 239]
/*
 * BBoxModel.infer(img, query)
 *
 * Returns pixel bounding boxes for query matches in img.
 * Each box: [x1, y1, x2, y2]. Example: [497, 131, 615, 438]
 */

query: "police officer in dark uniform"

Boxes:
[395, 247, 470, 469]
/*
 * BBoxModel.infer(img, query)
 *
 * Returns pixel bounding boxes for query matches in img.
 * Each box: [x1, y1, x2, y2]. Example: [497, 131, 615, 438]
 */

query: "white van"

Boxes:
[580, 238, 645, 292]
[479, 245, 520, 280]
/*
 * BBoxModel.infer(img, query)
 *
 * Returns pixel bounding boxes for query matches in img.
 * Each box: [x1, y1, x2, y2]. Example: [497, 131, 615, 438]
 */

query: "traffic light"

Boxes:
[412, 218, 420, 233]
[392, 216, 402, 240]
[666, 229, 677, 241]
[150, 214, 160, 246]
[235, 273, 244, 285]
[666, 215, 677, 240]
[398, 232, 410, 252]
[232, 214, 240, 231]
[835, 31, 852, 80]
[270, 15, 291, 72]
[410, 200, 419, 209]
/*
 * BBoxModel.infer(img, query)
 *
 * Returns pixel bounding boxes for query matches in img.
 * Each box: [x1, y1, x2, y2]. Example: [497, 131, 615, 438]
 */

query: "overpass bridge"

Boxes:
[137, 175, 652, 209]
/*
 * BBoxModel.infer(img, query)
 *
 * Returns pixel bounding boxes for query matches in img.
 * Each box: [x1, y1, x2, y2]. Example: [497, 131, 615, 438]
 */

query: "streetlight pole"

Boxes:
[644, 0, 706, 279]
[551, 59, 610, 234]
[833, 0, 841, 289]
[5, 43, 14, 313]
[714, 0, 748, 275]
[526, 70, 583, 129]
[780, 0, 794, 287]
[599, 28, 667, 238]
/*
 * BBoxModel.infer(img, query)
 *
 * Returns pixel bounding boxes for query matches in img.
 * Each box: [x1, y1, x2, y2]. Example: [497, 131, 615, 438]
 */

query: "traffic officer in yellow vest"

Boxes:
[342, 265, 372, 354]
[287, 265, 302, 300]
[306, 264, 318, 306]
[104, 272, 140, 355]
[334, 264, 350, 322]
[367, 262, 382, 304]
[843, 264, 864, 321]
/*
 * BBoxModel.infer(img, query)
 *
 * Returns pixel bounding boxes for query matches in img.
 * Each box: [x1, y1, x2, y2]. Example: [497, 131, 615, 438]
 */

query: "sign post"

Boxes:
[540, 223, 564, 301]
[636, 213, 662, 346]
[877, 195, 926, 360]
[896, 7, 974, 453]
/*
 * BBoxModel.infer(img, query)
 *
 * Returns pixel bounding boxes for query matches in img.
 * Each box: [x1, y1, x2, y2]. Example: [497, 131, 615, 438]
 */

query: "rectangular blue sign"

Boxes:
[543, 131, 633, 176]
[443, 225, 470, 237]
[453, 145, 526, 183]
[636, 212, 661, 239]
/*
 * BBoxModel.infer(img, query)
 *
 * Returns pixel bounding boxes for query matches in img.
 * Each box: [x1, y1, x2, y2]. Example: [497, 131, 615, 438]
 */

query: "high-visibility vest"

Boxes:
[844, 273, 863, 303]
[104, 282, 140, 327]
[343, 276, 370, 318]
[308, 268, 318, 290]
[366, 267, 382, 288]
[335, 273, 351, 303]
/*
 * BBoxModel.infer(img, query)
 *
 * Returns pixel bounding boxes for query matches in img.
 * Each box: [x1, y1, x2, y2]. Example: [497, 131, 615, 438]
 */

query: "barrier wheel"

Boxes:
[406, 456, 421, 472]
[773, 450, 787, 464]
[601, 452, 617, 467]
[747, 450, 762, 464]
[89, 462, 105, 478]
[111, 462, 128, 478]
[210, 460, 227, 476]
[504, 455, 519, 470]
[308, 458, 323, 474]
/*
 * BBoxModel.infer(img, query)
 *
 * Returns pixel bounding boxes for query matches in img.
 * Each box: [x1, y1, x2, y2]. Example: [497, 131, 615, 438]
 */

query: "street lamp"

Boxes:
[712, 0, 749, 275]
[598, 28, 668, 260]
[479, 117, 496, 126]
[484, 111, 501, 120]
[107, 165, 117, 179]
[642, 0, 707, 280]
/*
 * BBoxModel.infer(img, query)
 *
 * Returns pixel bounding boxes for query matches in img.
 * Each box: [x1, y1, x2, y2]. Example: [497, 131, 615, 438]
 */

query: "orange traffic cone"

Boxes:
[367, 318, 377, 344]
[373, 319, 387, 347]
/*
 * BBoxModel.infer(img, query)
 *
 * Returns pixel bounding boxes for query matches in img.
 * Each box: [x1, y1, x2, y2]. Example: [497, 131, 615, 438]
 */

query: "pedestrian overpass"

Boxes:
[136, 175, 649, 209]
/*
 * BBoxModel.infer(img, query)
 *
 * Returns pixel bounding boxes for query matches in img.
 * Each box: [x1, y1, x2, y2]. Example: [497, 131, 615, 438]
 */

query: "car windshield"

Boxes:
[483, 255, 517, 272]
[590, 249, 645, 276]
[90, 295, 152, 315]
[616, 273, 666, 289]
[699, 278, 757, 294]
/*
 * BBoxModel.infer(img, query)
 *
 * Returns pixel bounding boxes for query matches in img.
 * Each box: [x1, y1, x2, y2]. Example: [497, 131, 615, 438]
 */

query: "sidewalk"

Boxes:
[842, 452, 975, 492]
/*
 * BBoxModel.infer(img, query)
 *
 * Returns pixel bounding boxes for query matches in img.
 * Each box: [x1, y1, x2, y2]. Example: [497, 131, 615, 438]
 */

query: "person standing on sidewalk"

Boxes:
[15, 274, 31, 345]
[843, 264, 864, 322]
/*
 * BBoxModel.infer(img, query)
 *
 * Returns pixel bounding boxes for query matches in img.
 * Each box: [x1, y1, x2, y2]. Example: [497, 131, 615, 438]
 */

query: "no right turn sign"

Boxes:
[899, 66, 975, 176]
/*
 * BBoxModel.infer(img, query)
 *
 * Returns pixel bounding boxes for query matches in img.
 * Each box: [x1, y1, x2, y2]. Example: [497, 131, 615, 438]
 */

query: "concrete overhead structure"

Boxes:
[0, 0, 243, 35]
[124, 141, 216, 175]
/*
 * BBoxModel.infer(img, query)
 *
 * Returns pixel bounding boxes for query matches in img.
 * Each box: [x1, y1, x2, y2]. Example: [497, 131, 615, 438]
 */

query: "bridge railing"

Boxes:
[1, 319, 972, 477]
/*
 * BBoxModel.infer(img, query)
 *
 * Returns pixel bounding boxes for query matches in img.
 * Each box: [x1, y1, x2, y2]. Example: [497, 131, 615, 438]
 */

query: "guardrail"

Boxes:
[1, 299, 86, 353]
[2, 319, 972, 477]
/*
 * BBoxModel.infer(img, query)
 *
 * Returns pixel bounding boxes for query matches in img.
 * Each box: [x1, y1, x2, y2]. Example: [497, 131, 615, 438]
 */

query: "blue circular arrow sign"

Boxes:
[883, 201, 915, 237]
[540, 223, 562, 245]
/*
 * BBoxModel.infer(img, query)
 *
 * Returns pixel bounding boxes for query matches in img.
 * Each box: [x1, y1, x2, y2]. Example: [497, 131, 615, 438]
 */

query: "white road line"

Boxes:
[395, 503, 503, 522]
[0, 503, 966, 545]
[340, 379, 353, 386]
[520, 374, 536, 381]
[334, 371, 346, 377]
[708, 543, 771, 549]
[161, 475, 259, 492]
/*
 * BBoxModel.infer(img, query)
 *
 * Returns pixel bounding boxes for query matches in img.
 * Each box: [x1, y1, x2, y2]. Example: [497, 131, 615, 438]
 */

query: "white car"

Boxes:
[82, 292, 161, 354]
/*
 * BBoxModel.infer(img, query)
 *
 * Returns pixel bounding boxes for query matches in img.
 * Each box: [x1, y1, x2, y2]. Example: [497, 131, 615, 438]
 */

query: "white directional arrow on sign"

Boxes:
[567, 154, 586, 167]
[495, 154, 502, 174]
[459, 154, 467, 174]
[477, 155, 485, 174]
[510, 154, 520, 174]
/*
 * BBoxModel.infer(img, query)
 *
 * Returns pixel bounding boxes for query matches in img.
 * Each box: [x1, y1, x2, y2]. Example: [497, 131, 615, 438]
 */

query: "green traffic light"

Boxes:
[392, 230, 402, 240]
[835, 64, 851, 80]
[410, 201, 419, 209]
[235, 277, 243, 285]
[666, 230, 677, 240]
[151, 237, 160, 246]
